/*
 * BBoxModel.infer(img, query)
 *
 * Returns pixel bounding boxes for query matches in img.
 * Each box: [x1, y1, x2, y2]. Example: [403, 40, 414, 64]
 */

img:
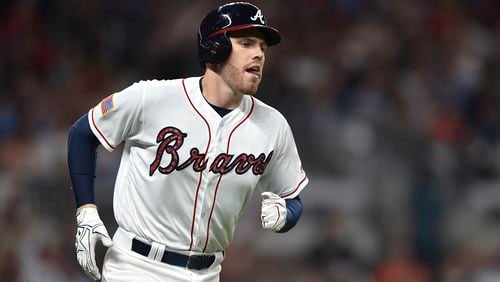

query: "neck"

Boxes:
[201, 67, 243, 110]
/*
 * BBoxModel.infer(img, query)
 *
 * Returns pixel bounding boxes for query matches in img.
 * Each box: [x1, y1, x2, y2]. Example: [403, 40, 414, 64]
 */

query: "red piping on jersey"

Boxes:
[225, 97, 255, 154]
[202, 96, 255, 252]
[280, 175, 308, 198]
[182, 79, 212, 251]
[90, 108, 115, 150]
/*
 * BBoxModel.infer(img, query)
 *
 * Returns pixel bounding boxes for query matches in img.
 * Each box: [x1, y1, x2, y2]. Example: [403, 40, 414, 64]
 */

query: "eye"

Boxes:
[241, 40, 251, 47]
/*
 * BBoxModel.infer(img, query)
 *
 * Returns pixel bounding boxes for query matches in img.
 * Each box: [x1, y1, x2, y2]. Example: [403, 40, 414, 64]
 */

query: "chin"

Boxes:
[241, 81, 260, 95]
[241, 85, 259, 96]
[243, 90, 257, 96]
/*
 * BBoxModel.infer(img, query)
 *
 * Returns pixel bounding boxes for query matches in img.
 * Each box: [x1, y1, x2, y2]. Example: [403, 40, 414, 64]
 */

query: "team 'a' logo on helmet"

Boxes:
[250, 9, 265, 24]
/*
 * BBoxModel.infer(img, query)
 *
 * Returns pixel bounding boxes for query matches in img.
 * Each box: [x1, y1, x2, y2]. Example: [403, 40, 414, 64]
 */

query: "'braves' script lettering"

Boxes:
[149, 126, 187, 176]
[149, 126, 274, 176]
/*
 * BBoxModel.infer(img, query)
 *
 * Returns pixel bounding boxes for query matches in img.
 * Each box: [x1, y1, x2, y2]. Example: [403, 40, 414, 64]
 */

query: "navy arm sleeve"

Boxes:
[278, 196, 303, 233]
[67, 114, 100, 207]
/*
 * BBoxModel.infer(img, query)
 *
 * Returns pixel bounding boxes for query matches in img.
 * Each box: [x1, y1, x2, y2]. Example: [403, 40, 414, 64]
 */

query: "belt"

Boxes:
[131, 238, 216, 270]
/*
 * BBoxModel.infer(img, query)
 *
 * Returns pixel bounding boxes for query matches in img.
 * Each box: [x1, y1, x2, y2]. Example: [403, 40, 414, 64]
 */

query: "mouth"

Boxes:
[245, 65, 261, 78]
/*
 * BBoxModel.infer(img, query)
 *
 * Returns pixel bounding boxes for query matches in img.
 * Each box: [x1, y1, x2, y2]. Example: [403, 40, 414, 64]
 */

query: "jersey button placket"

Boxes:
[217, 121, 225, 144]
[193, 119, 218, 251]
[194, 120, 222, 250]
[199, 121, 225, 250]
[191, 171, 205, 251]
[197, 174, 214, 250]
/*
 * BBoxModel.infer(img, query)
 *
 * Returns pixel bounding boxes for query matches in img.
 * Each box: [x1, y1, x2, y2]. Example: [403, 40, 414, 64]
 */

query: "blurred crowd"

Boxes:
[1, 0, 499, 281]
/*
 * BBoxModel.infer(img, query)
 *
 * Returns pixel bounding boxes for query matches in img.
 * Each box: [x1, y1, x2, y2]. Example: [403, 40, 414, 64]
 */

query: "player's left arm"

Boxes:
[261, 192, 302, 233]
[259, 120, 308, 233]
[280, 195, 302, 233]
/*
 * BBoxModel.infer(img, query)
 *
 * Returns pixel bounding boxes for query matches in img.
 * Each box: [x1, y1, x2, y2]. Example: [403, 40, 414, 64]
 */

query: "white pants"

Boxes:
[102, 228, 223, 282]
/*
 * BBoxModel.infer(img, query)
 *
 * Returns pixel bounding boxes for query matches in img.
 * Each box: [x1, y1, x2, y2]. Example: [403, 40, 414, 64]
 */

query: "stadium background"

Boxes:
[0, 0, 499, 281]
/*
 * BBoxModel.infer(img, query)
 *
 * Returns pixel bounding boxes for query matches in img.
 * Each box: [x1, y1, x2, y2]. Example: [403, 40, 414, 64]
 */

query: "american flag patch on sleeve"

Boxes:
[100, 94, 115, 116]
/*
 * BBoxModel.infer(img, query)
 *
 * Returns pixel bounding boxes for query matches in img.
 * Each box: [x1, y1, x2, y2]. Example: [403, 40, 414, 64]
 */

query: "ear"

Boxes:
[201, 34, 232, 64]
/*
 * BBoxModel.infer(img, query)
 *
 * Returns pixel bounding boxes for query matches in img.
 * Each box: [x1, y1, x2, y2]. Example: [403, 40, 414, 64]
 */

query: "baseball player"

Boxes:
[67, 2, 308, 281]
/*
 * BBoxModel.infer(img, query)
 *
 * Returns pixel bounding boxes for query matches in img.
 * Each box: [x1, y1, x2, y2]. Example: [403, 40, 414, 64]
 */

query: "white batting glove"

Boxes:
[75, 207, 114, 281]
[261, 192, 287, 232]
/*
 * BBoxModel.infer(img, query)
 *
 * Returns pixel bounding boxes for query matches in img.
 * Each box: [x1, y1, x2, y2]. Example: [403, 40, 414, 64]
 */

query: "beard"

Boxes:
[219, 61, 260, 96]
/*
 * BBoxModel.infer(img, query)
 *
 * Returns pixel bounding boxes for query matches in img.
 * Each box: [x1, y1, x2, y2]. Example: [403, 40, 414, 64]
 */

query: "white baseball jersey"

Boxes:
[88, 77, 308, 254]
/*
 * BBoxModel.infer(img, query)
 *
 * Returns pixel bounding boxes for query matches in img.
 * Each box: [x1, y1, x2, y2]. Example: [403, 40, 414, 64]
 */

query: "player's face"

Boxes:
[220, 29, 267, 96]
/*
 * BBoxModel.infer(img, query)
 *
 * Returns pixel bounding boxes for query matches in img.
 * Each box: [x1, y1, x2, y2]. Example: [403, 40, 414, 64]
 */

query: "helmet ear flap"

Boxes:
[200, 34, 232, 65]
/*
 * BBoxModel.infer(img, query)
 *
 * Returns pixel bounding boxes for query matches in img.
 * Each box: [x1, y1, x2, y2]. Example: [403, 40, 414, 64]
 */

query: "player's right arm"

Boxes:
[68, 114, 100, 208]
[68, 114, 113, 281]
[68, 81, 145, 280]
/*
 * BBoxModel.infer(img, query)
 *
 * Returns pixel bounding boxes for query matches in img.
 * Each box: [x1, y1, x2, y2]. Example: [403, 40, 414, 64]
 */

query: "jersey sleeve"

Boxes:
[257, 121, 309, 199]
[87, 82, 144, 151]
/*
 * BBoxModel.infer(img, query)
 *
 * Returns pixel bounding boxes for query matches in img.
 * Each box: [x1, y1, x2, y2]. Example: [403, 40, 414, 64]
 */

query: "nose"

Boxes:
[253, 48, 264, 61]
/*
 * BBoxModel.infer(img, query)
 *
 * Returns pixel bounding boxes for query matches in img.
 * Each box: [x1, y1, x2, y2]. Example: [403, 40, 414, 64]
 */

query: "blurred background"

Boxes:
[1, 0, 499, 281]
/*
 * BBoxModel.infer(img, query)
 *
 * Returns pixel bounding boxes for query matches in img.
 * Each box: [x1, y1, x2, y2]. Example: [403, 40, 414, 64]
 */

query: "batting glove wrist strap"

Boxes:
[75, 207, 113, 281]
[261, 192, 287, 232]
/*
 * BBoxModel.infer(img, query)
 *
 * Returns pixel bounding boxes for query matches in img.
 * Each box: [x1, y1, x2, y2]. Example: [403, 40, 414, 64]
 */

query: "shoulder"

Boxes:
[135, 76, 200, 96]
[136, 77, 192, 89]
[250, 96, 289, 127]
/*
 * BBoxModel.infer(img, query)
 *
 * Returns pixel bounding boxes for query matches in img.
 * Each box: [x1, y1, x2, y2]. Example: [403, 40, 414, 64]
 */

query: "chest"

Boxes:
[141, 104, 276, 180]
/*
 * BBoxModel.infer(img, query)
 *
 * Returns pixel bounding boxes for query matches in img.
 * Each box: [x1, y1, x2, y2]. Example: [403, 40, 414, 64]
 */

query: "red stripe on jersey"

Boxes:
[90, 108, 115, 150]
[202, 174, 223, 252]
[280, 175, 308, 198]
[226, 97, 255, 153]
[202, 97, 255, 252]
[182, 79, 212, 251]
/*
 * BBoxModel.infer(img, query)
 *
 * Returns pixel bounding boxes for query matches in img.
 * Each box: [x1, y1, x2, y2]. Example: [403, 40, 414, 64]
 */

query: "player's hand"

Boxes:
[260, 192, 287, 232]
[75, 207, 114, 281]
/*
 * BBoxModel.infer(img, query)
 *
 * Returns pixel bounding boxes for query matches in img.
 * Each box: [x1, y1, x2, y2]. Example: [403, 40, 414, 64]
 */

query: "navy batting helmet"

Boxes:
[198, 2, 281, 65]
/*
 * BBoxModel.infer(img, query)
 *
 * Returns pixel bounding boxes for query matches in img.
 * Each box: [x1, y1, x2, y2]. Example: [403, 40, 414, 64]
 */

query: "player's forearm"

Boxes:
[278, 196, 303, 233]
[68, 114, 100, 209]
